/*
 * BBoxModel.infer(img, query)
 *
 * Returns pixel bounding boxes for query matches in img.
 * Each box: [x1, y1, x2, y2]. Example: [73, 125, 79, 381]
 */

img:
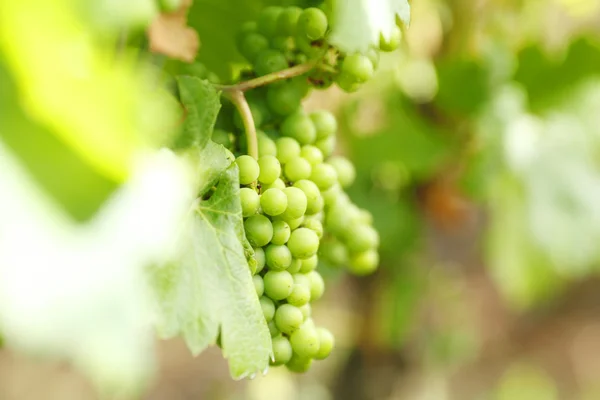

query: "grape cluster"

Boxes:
[214, 2, 397, 373]
[234, 4, 402, 94]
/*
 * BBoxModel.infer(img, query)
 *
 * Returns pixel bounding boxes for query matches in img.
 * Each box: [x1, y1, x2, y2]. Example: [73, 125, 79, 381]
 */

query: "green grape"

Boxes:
[308, 68, 335, 89]
[281, 111, 317, 145]
[319, 239, 347, 266]
[281, 187, 308, 220]
[366, 47, 380, 70]
[238, 32, 270, 62]
[287, 215, 305, 230]
[211, 129, 233, 148]
[299, 254, 318, 273]
[261, 178, 286, 192]
[287, 258, 302, 274]
[260, 188, 288, 216]
[294, 52, 309, 65]
[301, 218, 323, 239]
[253, 247, 266, 274]
[297, 7, 328, 40]
[358, 209, 373, 224]
[284, 157, 312, 182]
[236, 155, 260, 185]
[288, 228, 319, 259]
[239, 187, 259, 217]
[335, 74, 362, 93]
[310, 163, 338, 190]
[340, 54, 374, 83]
[379, 25, 402, 52]
[253, 274, 265, 297]
[324, 204, 348, 235]
[308, 271, 325, 300]
[299, 303, 311, 319]
[264, 270, 294, 300]
[291, 76, 311, 98]
[300, 145, 324, 166]
[258, 155, 281, 185]
[321, 184, 342, 208]
[265, 244, 293, 271]
[268, 320, 280, 337]
[286, 353, 313, 373]
[314, 327, 334, 360]
[258, 131, 277, 156]
[257, 6, 284, 37]
[266, 82, 302, 116]
[244, 214, 273, 247]
[293, 179, 323, 215]
[274, 304, 304, 334]
[309, 110, 337, 139]
[271, 220, 291, 245]
[254, 49, 289, 76]
[295, 34, 323, 59]
[276, 137, 301, 164]
[276, 6, 302, 36]
[271, 36, 293, 52]
[344, 224, 379, 253]
[235, 21, 257, 49]
[314, 135, 336, 158]
[234, 101, 263, 129]
[271, 335, 293, 365]
[287, 279, 311, 307]
[290, 323, 320, 358]
[328, 156, 356, 188]
[260, 296, 276, 322]
[348, 249, 379, 275]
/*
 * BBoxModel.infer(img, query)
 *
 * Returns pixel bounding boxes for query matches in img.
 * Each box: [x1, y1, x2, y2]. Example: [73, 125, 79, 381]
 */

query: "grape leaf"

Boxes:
[187, 0, 279, 78]
[174, 76, 221, 150]
[328, 0, 410, 54]
[0, 0, 177, 182]
[150, 161, 271, 379]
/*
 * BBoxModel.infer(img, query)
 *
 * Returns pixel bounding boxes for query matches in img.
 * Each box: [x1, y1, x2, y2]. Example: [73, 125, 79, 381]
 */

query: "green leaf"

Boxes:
[0, 0, 176, 182]
[328, 0, 410, 53]
[188, 0, 279, 79]
[0, 144, 195, 396]
[174, 76, 222, 150]
[0, 61, 118, 221]
[150, 162, 270, 379]
[435, 58, 490, 117]
[513, 37, 600, 112]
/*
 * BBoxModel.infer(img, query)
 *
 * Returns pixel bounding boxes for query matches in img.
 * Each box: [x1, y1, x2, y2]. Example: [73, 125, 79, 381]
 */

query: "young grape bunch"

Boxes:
[215, 0, 400, 373]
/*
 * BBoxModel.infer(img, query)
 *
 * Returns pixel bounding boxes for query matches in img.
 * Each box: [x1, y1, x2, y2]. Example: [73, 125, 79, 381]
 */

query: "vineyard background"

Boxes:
[2, 0, 600, 399]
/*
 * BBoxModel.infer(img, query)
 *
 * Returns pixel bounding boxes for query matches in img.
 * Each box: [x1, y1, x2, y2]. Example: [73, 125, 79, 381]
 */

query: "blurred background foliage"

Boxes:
[3, 0, 600, 399]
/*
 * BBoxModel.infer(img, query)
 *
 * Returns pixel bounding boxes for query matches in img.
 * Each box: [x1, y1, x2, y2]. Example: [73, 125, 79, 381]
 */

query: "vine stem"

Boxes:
[215, 61, 319, 164]
[224, 90, 259, 160]
[214, 61, 317, 93]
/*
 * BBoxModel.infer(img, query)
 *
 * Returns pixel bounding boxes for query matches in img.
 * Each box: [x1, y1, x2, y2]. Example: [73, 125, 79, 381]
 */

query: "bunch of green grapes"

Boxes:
[234, 4, 402, 94]
[212, 2, 398, 373]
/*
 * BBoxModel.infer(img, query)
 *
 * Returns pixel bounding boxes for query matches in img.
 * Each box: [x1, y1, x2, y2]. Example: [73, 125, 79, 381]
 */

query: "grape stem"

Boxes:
[216, 61, 318, 163]
[214, 61, 317, 93]
[223, 90, 259, 161]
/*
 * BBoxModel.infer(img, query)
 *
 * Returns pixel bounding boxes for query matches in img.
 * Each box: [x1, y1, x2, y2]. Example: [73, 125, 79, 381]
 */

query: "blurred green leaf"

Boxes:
[513, 37, 600, 111]
[344, 94, 455, 181]
[0, 62, 117, 221]
[435, 58, 490, 116]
